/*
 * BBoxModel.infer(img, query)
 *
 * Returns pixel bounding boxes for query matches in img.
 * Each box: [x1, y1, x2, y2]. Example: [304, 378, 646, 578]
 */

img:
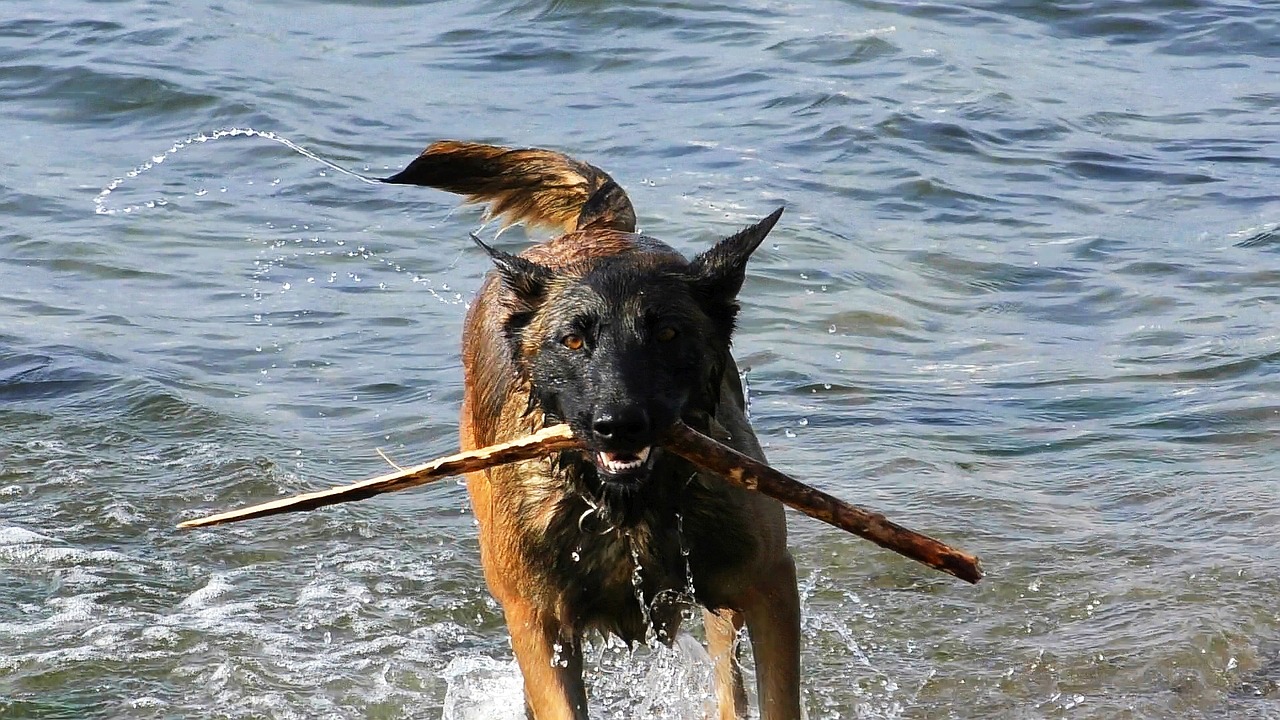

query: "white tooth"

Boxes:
[596, 447, 653, 474]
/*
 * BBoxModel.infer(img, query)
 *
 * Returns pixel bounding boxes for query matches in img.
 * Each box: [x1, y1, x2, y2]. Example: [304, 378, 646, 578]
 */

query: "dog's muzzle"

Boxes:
[585, 405, 660, 481]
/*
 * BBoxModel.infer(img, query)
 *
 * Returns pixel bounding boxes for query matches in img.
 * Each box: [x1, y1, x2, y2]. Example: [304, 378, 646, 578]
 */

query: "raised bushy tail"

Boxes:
[383, 141, 636, 233]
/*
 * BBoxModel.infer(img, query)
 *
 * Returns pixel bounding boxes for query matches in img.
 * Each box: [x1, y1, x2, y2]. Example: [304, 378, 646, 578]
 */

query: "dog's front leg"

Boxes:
[504, 601, 589, 720]
[705, 607, 748, 720]
[742, 556, 803, 720]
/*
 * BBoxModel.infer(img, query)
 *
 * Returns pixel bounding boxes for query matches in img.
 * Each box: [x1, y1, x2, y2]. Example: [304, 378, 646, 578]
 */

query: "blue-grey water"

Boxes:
[2, 1, 1278, 718]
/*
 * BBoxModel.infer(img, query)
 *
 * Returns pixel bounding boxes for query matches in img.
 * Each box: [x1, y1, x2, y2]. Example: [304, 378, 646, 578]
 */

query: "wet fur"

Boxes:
[385, 142, 801, 719]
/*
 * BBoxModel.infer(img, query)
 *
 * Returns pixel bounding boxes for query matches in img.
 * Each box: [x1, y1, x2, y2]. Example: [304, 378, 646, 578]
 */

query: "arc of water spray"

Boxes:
[94, 127, 383, 216]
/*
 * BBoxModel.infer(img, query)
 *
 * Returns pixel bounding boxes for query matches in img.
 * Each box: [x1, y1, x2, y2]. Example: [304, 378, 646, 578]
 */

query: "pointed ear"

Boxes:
[689, 207, 783, 302]
[470, 232, 554, 307]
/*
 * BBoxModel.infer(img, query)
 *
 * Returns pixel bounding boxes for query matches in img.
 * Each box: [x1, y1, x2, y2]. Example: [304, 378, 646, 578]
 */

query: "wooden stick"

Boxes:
[177, 424, 578, 529]
[662, 421, 984, 584]
[179, 421, 983, 585]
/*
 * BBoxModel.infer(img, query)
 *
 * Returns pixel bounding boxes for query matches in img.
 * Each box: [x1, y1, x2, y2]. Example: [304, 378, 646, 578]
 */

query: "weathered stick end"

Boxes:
[662, 421, 984, 584]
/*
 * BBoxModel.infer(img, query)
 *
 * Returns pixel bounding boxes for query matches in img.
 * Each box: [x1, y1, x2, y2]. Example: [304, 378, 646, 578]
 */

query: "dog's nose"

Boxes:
[591, 407, 650, 446]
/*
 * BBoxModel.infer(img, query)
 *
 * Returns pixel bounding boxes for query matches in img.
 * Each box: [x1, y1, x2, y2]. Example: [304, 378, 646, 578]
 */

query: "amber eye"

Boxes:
[562, 333, 585, 350]
[655, 327, 677, 342]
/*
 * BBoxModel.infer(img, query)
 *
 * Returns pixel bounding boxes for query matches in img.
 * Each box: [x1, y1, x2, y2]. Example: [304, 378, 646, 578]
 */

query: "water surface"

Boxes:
[2, 0, 1278, 717]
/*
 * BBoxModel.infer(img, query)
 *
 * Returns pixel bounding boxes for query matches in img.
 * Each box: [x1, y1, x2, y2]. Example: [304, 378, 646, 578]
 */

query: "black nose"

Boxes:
[591, 406, 651, 446]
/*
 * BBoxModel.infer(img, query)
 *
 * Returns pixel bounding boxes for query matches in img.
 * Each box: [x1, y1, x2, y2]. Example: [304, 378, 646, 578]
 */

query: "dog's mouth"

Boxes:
[592, 446, 657, 482]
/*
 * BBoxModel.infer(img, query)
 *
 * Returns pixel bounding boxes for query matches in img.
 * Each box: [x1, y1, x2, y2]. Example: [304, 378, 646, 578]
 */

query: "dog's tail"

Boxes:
[383, 141, 636, 233]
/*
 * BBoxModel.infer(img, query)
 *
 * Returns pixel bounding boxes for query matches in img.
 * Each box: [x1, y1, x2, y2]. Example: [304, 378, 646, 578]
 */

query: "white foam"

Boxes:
[178, 572, 235, 610]
[441, 656, 525, 720]
[0, 542, 134, 568]
[0, 526, 53, 545]
[58, 566, 108, 587]
[0, 593, 104, 636]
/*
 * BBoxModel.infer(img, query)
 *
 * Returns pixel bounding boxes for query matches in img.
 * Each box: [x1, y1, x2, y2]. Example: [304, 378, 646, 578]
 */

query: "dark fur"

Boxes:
[385, 142, 801, 720]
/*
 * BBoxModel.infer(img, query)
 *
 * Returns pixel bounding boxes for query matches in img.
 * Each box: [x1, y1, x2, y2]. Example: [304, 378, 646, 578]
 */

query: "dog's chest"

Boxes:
[502, 460, 758, 641]
[548, 518, 691, 640]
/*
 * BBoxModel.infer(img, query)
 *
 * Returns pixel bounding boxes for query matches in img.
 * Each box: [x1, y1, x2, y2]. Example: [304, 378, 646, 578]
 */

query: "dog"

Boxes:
[384, 142, 801, 720]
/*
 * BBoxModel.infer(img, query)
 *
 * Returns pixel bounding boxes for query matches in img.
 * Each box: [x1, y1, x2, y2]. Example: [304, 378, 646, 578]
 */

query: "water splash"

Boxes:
[441, 657, 524, 720]
[93, 127, 381, 216]
[625, 512, 701, 648]
[587, 633, 718, 719]
[676, 512, 696, 609]
[625, 531, 656, 645]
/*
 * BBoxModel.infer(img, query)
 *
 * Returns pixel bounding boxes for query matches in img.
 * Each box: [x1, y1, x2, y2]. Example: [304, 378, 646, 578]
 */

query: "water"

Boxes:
[2, 0, 1278, 717]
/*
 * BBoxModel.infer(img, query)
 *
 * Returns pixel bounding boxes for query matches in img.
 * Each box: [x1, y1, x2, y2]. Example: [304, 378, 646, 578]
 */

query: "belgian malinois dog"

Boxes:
[385, 142, 801, 720]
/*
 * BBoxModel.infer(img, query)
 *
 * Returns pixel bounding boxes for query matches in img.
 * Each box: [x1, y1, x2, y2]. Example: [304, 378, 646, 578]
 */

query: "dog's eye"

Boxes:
[655, 327, 677, 342]
[561, 333, 585, 350]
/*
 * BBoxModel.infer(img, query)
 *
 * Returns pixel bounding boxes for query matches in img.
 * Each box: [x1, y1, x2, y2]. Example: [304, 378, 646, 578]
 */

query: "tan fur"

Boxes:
[384, 141, 636, 233]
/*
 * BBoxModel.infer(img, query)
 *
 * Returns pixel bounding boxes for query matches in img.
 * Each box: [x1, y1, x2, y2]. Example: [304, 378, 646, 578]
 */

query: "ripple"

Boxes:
[0, 64, 218, 127]
[0, 350, 117, 405]
[1059, 148, 1220, 184]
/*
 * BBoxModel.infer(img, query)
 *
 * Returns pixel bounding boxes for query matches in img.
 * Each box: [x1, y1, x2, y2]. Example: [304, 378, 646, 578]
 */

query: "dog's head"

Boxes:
[476, 208, 782, 491]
